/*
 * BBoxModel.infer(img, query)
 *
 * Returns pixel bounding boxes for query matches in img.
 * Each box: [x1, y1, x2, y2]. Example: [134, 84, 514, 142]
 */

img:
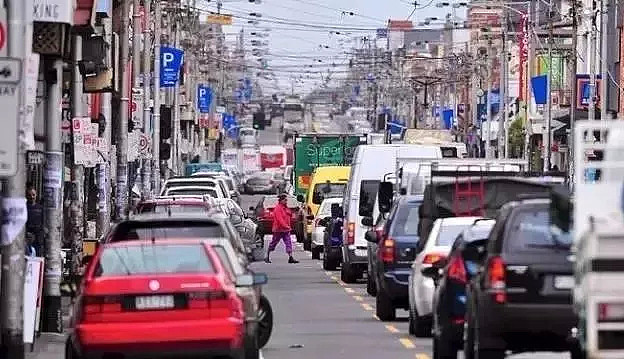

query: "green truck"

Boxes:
[293, 133, 367, 196]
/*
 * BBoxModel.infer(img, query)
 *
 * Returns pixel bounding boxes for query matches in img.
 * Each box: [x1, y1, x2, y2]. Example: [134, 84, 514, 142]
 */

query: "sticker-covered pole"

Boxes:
[0, 0, 30, 357]
[116, 0, 131, 218]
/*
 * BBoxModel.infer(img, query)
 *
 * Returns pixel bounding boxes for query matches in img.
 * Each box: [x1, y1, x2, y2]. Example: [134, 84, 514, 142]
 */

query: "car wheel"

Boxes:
[244, 333, 259, 359]
[408, 305, 417, 335]
[375, 289, 396, 321]
[474, 315, 504, 359]
[340, 262, 357, 283]
[570, 344, 586, 359]
[322, 250, 336, 270]
[311, 245, 321, 260]
[303, 237, 311, 251]
[65, 339, 83, 359]
[257, 295, 273, 349]
[436, 332, 458, 359]
[412, 311, 432, 338]
[366, 273, 377, 296]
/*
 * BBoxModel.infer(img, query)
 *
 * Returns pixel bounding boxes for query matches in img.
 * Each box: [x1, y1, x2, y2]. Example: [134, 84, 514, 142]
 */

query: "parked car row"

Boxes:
[68, 170, 275, 359]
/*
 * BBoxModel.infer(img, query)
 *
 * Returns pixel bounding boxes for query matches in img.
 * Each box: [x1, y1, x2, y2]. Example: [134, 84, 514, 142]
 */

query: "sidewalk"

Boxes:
[26, 296, 72, 359]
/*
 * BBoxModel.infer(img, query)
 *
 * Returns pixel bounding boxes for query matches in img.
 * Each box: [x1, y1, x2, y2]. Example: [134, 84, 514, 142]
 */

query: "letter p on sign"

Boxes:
[163, 52, 174, 67]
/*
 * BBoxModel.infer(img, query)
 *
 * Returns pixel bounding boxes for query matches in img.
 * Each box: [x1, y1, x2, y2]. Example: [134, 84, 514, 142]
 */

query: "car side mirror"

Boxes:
[361, 216, 374, 227]
[249, 206, 255, 211]
[296, 194, 305, 203]
[378, 181, 394, 213]
[236, 273, 268, 287]
[421, 266, 442, 279]
[365, 230, 378, 243]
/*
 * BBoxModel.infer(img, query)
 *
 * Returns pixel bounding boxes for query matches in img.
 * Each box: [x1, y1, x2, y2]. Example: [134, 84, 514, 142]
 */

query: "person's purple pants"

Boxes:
[268, 231, 293, 255]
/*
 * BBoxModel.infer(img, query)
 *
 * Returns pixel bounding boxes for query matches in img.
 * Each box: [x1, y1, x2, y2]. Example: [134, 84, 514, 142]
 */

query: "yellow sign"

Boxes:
[200, 14, 233, 25]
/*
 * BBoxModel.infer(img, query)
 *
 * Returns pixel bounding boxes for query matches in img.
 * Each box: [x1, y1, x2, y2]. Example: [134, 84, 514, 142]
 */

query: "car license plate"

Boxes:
[354, 249, 367, 257]
[135, 295, 175, 310]
[554, 275, 574, 290]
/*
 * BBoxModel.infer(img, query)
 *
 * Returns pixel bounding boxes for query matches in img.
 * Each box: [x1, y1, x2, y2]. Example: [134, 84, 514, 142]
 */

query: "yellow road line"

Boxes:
[353, 295, 363, 302]
[361, 303, 373, 311]
[324, 271, 331, 276]
[330, 276, 338, 281]
[373, 314, 380, 321]
[344, 287, 355, 294]
[385, 325, 399, 333]
[415, 354, 431, 359]
[399, 338, 415, 349]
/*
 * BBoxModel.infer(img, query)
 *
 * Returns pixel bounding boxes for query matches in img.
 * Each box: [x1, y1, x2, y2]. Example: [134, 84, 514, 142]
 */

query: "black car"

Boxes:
[314, 203, 344, 270]
[365, 196, 423, 321]
[463, 199, 581, 359]
[366, 211, 388, 296]
[423, 219, 495, 359]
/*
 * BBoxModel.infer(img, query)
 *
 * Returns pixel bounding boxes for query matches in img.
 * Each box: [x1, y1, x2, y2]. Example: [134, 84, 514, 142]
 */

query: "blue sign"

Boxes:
[197, 85, 213, 113]
[160, 47, 184, 88]
[376, 28, 388, 38]
[531, 75, 548, 105]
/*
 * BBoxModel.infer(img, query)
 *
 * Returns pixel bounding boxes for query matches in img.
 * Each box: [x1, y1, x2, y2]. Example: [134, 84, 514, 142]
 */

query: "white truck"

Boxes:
[402, 129, 468, 158]
[572, 120, 624, 359]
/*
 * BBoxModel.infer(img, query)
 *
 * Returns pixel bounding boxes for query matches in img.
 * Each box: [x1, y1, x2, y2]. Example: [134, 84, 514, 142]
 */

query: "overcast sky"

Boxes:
[199, 0, 452, 95]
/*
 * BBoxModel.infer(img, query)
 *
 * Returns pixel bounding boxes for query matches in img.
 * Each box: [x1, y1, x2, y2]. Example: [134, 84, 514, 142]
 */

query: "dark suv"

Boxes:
[366, 196, 423, 321]
[463, 199, 580, 359]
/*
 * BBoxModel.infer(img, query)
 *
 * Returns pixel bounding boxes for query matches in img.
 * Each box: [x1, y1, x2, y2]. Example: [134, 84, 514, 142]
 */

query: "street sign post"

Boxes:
[159, 47, 184, 88]
[197, 84, 213, 113]
[131, 88, 143, 129]
[0, 58, 21, 177]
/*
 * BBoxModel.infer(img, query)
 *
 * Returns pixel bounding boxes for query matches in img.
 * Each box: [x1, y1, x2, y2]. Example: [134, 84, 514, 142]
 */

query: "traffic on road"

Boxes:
[61, 111, 589, 359]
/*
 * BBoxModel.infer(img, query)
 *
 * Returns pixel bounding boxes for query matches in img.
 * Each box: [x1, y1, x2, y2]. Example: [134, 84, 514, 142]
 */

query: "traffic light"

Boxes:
[160, 106, 172, 160]
[253, 112, 265, 130]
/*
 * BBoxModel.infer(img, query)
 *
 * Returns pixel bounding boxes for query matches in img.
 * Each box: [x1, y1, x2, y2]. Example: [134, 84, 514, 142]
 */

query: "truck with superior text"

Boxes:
[293, 133, 367, 197]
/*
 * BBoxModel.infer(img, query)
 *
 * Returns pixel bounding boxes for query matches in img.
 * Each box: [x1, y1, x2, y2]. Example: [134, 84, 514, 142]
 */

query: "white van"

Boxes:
[340, 144, 442, 283]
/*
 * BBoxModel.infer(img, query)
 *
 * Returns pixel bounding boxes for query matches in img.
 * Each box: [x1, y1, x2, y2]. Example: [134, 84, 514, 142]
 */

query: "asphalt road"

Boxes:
[240, 122, 572, 359]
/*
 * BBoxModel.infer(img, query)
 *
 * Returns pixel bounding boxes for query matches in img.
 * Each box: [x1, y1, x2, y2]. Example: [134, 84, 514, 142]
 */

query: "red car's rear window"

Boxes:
[94, 244, 214, 277]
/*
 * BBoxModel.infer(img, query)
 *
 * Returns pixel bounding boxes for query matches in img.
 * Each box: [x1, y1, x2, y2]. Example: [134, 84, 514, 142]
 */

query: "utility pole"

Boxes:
[588, 0, 597, 121]
[132, 0, 142, 196]
[42, 58, 64, 335]
[568, 0, 578, 186]
[1, 0, 29, 356]
[70, 34, 85, 298]
[499, 12, 507, 159]
[485, 38, 493, 159]
[97, 18, 113, 236]
[525, 0, 534, 163]
[599, 0, 609, 121]
[172, 20, 181, 174]
[152, 0, 161, 194]
[116, 0, 131, 219]
[142, 0, 152, 198]
[544, 0, 554, 172]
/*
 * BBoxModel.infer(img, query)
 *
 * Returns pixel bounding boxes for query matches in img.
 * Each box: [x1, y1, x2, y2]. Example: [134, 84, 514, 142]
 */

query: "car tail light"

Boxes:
[447, 255, 467, 284]
[187, 290, 228, 309]
[380, 237, 395, 263]
[487, 256, 506, 304]
[423, 253, 446, 265]
[598, 303, 624, 322]
[346, 222, 355, 245]
[82, 295, 122, 317]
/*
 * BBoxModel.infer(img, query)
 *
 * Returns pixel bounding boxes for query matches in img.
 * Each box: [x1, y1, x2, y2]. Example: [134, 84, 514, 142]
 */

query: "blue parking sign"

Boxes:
[160, 47, 184, 88]
[197, 85, 213, 113]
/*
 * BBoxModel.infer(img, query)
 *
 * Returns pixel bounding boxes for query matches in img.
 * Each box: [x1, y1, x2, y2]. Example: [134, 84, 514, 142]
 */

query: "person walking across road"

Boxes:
[265, 194, 299, 264]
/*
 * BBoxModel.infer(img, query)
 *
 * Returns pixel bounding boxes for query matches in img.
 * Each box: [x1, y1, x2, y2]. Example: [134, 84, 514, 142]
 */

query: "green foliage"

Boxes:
[507, 118, 526, 158]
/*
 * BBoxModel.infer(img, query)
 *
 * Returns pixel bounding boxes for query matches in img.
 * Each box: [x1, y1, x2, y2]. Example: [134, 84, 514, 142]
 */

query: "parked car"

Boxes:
[238, 127, 257, 147]
[423, 219, 495, 359]
[310, 198, 344, 260]
[135, 197, 212, 214]
[244, 173, 278, 195]
[408, 216, 483, 337]
[67, 239, 262, 359]
[365, 195, 423, 321]
[161, 177, 225, 197]
[319, 203, 345, 270]
[463, 199, 580, 359]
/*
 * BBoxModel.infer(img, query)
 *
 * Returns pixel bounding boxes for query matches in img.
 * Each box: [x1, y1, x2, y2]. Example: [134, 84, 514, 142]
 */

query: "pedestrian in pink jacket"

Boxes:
[265, 194, 299, 263]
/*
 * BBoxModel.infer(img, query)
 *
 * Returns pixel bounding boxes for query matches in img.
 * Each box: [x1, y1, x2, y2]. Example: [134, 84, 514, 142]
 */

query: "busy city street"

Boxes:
[2, 0, 620, 358]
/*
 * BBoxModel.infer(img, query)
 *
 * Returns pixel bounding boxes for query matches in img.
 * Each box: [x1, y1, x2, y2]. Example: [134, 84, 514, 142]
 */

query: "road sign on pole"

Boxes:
[197, 84, 213, 113]
[159, 46, 184, 88]
[0, 58, 21, 177]
[131, 88, 143, 129]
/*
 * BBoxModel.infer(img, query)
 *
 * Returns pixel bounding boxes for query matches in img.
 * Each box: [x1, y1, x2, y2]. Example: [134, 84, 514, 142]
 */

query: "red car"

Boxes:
[66, 239, 255, 359]
[250, 195, 301, 236]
